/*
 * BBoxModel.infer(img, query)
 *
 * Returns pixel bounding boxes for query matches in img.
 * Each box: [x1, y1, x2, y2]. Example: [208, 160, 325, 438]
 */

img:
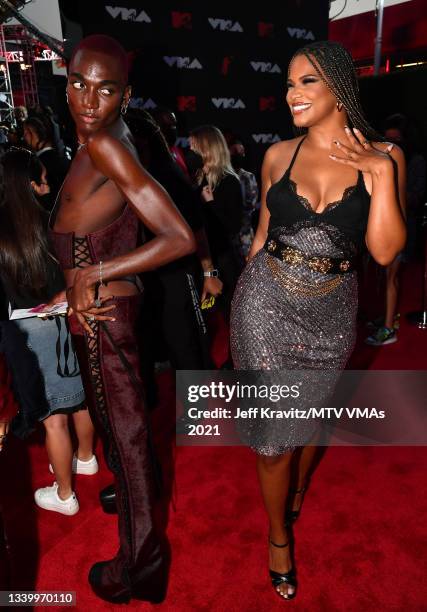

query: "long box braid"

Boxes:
[289, 41, 383, 142]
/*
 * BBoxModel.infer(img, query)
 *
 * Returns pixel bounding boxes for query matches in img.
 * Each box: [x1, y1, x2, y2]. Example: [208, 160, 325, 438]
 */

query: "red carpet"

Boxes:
[1, 260, 427, 611]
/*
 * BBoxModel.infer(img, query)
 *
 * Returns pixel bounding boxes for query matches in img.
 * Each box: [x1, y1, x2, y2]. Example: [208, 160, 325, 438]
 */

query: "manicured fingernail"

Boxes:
[329, 154, 336, 159]
[344, 125, 350, 131]
[112, 318, 116, 322]
[354, 128, 360, 132]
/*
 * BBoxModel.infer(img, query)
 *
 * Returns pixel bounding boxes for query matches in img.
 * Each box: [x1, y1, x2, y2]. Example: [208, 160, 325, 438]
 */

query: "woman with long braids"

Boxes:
[230, 41, 406, 600]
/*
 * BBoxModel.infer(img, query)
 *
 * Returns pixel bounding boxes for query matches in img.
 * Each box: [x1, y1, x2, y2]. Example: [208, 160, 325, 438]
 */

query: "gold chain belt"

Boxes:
[264, 238, 354, 274]
[266, 256, 344, 297]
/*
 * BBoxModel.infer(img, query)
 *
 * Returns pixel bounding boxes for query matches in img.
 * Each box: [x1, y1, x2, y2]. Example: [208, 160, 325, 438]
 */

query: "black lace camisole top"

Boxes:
[266, 137, 371, 252]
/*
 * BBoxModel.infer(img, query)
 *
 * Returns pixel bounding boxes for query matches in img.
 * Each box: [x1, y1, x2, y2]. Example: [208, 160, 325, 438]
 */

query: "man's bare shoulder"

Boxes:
[86, 127, 128, 156]
[85, 124, 137, 172]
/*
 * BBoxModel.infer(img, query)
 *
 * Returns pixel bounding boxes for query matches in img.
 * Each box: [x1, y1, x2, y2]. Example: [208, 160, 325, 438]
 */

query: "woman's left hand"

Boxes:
[330, 127, 393, 175]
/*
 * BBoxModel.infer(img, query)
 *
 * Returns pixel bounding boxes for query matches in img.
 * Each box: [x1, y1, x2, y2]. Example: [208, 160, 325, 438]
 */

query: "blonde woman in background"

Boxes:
[189, 126, 244, 365]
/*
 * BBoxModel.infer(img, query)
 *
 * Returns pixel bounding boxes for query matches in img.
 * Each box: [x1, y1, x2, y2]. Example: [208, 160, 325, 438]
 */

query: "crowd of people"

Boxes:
[0, 33, 425, 604]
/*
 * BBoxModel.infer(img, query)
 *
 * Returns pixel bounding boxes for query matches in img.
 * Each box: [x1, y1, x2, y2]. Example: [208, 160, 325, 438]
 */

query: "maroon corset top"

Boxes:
[49, 204, 139, 269]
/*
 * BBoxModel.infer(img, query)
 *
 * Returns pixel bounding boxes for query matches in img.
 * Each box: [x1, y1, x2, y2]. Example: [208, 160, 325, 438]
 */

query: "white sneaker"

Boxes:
[34, 482, 79, 516]
[49, 454, 99, 476]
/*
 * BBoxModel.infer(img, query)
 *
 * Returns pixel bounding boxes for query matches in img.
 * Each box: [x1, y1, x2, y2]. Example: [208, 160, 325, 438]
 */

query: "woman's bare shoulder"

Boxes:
[264, 135, 305, 167]
[262, 136, 304, 182]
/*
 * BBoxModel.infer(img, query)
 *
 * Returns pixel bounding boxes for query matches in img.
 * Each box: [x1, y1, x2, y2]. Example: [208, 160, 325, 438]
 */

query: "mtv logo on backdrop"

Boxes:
[163, 57, 203, 70]
[129, 97, 157, 110]
[258, 22, 274, 38]
[212, 98, 246, 110]
[208, 18, 243, 32]
[221, 56, 234, 76]
[142, 99, 157, 110]
[171, 11, 192, 29]
[105, 6, 151, 23]
[252, 134, 281, 144]
[287, 27, 315, 41]
[250, 62, 281, 74]
[177, 96, 197, 112]
[259, 97, 277, 111]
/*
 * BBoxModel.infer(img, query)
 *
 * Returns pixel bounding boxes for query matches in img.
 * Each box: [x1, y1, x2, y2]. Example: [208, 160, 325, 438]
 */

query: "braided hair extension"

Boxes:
[289, 41, 383, 142]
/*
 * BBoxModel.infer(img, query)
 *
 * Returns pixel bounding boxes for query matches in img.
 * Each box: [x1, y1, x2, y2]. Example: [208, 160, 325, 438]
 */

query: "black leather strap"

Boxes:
[270, 539, 289, 549]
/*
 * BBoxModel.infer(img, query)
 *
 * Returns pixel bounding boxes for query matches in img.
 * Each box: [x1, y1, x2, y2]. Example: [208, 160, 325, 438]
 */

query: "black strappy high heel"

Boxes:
[269, 539, 297, 600]
[285, 485, 307, 526]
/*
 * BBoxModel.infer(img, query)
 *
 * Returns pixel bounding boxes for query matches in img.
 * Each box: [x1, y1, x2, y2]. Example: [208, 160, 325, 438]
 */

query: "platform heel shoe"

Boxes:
[269, 539, 297, 600]
[88, 543, 168, 605]
[88, 561, 131, 604]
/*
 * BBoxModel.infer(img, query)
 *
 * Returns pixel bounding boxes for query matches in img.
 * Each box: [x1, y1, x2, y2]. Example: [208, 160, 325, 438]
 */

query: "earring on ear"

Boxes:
[66, 90, 69, 104]
[336, 100, 343, 112]
[120, 99, 129, 115]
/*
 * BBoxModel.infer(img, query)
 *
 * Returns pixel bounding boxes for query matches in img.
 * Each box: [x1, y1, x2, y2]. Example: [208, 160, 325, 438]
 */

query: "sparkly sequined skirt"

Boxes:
[230, 221, 358, 455]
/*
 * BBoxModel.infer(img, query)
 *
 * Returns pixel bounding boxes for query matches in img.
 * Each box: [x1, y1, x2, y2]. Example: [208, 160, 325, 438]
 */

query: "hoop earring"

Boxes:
[336, 100, 343, 112]
[120, 99, 129, 115]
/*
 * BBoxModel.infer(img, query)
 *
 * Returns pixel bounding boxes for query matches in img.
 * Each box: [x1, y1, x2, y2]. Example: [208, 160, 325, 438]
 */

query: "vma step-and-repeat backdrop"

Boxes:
[60, 1, 329, 170]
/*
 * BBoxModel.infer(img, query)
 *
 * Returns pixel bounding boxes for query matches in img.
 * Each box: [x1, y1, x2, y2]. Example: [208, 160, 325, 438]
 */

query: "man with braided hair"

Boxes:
[231, 41, 406, 600]
[49, 34, 195, 603]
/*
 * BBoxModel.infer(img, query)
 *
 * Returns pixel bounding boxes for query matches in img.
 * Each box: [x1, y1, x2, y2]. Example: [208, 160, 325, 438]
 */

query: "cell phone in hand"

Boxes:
[201, 296, 216, 310]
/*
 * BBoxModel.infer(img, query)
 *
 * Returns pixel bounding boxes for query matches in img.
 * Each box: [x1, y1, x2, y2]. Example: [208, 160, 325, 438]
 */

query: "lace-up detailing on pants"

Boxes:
[72, 235, 164, 598]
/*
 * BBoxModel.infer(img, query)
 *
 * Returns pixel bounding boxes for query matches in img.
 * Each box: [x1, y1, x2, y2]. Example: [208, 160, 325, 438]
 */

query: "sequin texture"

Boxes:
[230, 222, 358, 455]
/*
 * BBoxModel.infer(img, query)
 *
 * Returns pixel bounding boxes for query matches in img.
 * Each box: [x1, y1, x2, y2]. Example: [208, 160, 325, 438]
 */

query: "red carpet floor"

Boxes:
[1, 260, 427, 611]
